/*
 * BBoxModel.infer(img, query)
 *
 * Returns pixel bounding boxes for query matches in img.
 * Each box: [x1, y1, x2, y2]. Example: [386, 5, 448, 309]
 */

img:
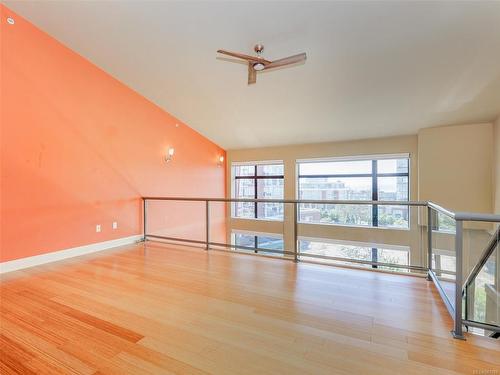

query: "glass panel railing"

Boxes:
[143, 197, 500, 339]
[429, 206, 457, 312]
[145, 199, 207, 245]
[144, 198, 428, 275]
[463, 222, 499, 336]
[207, 200, 295, 259]
[297, 205, 425, 274]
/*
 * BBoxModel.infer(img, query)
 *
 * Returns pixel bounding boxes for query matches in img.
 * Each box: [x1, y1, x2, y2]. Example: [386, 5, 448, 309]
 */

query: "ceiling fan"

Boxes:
[217, 44, 306, 85]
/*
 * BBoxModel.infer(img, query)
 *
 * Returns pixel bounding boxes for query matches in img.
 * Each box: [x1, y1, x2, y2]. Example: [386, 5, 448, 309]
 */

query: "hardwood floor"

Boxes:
[1, 242, 499, 374]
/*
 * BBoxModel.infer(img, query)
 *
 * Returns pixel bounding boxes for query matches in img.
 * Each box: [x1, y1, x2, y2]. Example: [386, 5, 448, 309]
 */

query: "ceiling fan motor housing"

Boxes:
[254, 44, 264, 54]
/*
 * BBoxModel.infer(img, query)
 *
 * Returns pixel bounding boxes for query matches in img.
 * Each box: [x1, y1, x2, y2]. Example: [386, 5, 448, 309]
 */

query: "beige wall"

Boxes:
[418, 123, 493, 213]
[493, 116, 500, 214]
[225, 123, 499, 270]
[226, 135, 425, 266]
[227, 135, 419, 200]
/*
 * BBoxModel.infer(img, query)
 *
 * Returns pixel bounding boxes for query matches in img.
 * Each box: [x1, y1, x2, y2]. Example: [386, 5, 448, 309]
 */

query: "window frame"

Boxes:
[296, 155, 410, 229]
[232, 161, 284, 220]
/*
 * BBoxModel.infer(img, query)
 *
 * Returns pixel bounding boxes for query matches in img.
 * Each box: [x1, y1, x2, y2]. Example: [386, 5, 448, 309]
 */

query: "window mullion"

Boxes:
[372, 160, 378, 226]
[372, 160, 378, 268]
[254, 165, 258, 219]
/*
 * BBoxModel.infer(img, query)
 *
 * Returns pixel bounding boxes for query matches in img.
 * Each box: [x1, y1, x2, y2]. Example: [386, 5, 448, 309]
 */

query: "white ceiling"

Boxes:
[5, 1, 500, 149]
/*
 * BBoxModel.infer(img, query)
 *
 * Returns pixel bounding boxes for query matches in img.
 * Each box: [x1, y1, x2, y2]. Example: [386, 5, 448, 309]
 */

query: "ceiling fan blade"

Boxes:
[264, 53, 307, 70]
[217, 49, 271, 64]
[248, 62, 256, 85]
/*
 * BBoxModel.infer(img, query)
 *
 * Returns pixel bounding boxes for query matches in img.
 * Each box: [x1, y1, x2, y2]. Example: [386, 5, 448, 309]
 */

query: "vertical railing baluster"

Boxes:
[453, 219, 465, 339]
[427, 205, 433, 280]
[205, 200, 210, 250]
[143, 198, 147, 242]
[293, 202, 298, 262]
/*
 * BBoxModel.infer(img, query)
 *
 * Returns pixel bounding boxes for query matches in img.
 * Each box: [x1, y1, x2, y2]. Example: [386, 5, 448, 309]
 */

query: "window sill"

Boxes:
[298, 221, 411, 231]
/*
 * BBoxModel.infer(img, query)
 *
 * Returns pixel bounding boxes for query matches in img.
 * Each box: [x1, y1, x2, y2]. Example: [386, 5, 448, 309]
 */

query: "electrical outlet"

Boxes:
[112, 221, 118, 230]
[96, 224, 101, 233]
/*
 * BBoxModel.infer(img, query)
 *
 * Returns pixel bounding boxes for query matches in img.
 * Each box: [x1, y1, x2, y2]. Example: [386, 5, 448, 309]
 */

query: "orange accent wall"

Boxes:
[0, 5, 226, 262]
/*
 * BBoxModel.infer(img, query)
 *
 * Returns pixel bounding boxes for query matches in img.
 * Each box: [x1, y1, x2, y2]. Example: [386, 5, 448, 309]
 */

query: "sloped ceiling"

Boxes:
[4, 1, 500, 149]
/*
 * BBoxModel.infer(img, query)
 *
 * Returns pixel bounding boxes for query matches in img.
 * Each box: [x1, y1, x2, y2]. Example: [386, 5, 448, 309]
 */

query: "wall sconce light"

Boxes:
[217, 155, 225, 167]
[165, 147, 175, 163]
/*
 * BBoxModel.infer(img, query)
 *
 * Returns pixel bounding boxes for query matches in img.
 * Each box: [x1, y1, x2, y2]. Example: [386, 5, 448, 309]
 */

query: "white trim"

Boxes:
[231, 160, 284, 166]
[298, 235, 410, 252]
[296, 153, 410, 164]
[0, 235, 143, 274]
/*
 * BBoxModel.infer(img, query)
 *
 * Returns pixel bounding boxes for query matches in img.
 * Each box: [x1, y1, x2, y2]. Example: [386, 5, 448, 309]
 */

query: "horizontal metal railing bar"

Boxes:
[146, 236, 428, 272]
[146, 234, 207, 245]
[428, 269, 455, 318]
[234, 175, 284, 179]
[433, 269, 457, 276]
[298, 172, 409, 178]
[454, 211, 500, 222]
[143, 197, 428, 206]
[428, 202, 456, 219]
[208, 241, 296, 256]
[207, 245, 298, 263]
[147, 236, 297, 257]
[463, 319, 500, 333]
[298, 253, 428, 272]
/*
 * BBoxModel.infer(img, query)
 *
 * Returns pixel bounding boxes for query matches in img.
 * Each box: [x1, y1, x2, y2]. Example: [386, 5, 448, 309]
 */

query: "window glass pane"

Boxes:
[257, 236, 284, 252]
[234, 178, 254, 218]
[299, 160, 372, 176]
[299, 239, 409, 271]
[257, 178, 284, 220]
[257, 164, 283, 176]
[298, 176, 372, 225]
[438, 213, 456, 232]
[233, 232, 284, 255]
[377, 159, 408, 174]
[377, 176, 408, 201]
[378, 205, 409, 228]
[234, 165, 255, 176]
[299, 203, 372, 226]
[377, 176, 409, 228]
[377, 249, 409, 265]
[299, 240, 371, 261]
[299, 177, 371, 200]
[234, 233, 255, 249]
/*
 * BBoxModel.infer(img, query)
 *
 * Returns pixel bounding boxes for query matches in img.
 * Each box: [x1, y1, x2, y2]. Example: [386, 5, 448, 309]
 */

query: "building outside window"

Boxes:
[232, 162, 284, 220]
[298, 237, 410, 272]
[232, 231, 284, 255]
[297, 155, 410, 229]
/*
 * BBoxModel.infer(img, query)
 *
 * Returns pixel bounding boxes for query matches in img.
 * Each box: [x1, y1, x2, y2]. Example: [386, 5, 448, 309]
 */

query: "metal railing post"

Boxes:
[143, 198, 147, 242]
[293, 202, 298, 262]
[453, 219, 465, 339]
[205, 200, 210, 250]
[427, 205, 432, 280]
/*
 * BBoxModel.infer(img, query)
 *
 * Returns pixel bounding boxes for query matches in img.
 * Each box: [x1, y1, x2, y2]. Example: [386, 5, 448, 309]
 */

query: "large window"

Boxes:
[297, 156, 409, 228]
[233, 162, 284, 220]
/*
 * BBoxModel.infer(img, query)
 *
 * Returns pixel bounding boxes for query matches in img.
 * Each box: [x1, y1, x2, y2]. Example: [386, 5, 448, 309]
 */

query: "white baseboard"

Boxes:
[0, 235, 143, 274]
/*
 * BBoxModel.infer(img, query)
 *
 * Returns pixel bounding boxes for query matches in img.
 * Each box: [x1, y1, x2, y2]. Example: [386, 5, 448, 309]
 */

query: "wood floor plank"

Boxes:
[1, 242, 499, 374]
